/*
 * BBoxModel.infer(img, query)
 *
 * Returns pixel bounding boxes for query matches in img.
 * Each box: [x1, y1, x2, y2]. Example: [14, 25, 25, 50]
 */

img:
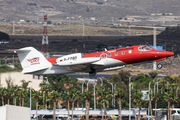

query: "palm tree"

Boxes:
[65, 91, 71, 120]
[17, 89, 22, 106]
[39, 81, 47, 109]
[75, 90, 82, 108]
[64, 80, 73, 120]
[152, 92, 160, 120]
[32, 90, 42, 120]
[114, 85, 124, 120]
[160, 80, 167, 93]
[150, 81, 155, 117]
[43, 84, 52, 109]
[169, 82, 178, 120]
[6, 88, 12, 105]
[96, 86, 112, 120]
[21, 88, 27, 107]
[50, 91, 61, 120]
[83, 89, 93, 120]
[136, 90, 143, 120]
[5, 76, 14, 89]
[164, 90, 173, 120]
[132, 90, 138, 120]
[39, 81, 52, 109]
[0, 87, 6, 106]
[70, 88, 79, 120]
[21, 79, 31, 90]
[11, 85, 19, 106]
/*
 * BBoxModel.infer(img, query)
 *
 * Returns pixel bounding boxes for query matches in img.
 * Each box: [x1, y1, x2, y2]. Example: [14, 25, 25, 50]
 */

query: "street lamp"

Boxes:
[97, 77, 104, 116]
[87, 81, 91, 90]
[129, 75, 134, 120]
[97, 77, 103, 86]
[82, 18, 84, 36]
[154, 82, 158, 95]
[172, 44, 176, 52]
[148, 82, 152, 120]
[107, 81, 113, 106]
[129, 82, 133, 120]
[82, 82, 85, 109]
[94, 82, 97, 110]
[114, 82, 118, 107]
[30, 87, 31, 120]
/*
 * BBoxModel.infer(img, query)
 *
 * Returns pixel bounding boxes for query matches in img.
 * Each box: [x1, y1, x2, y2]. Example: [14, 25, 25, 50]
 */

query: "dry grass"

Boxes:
[0, 23, 163, 36]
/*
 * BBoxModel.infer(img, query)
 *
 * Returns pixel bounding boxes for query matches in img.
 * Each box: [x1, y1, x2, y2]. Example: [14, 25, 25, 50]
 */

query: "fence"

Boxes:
[34, 117, 147, 120]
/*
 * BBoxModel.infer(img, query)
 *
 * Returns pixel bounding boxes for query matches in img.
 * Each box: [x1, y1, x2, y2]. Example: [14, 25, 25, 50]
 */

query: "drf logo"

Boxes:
[27, 57, 40, 64]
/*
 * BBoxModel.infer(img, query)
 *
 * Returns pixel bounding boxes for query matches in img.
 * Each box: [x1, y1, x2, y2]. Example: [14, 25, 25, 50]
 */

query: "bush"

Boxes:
[0, 64, 13, 72]
[0, 63, 22, 73]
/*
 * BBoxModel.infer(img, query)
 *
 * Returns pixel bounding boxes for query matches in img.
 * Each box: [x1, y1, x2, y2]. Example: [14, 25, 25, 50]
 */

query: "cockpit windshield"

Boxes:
[138, 46, 152, 51]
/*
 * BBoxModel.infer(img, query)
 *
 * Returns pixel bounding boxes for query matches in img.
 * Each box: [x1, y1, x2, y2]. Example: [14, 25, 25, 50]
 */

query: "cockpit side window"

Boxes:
[138, 46, 152, 51]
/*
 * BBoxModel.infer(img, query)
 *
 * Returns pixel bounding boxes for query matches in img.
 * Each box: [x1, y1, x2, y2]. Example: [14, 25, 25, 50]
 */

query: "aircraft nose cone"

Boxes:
[154, 51, 174, 57]
[167, 51, 174, 56]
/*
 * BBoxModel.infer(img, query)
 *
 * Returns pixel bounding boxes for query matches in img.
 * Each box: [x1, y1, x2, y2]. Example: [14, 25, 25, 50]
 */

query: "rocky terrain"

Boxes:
[0, 0, 180, 21]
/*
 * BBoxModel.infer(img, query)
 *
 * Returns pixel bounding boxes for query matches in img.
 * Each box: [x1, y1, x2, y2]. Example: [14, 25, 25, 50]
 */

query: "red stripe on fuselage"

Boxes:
[46, 57, 58, 64]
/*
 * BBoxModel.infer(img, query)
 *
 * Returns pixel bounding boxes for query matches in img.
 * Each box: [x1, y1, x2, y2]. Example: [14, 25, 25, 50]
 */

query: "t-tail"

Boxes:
[15, 47, 51, 74]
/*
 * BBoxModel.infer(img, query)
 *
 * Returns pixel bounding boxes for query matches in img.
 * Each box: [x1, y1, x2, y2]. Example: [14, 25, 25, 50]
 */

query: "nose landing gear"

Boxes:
[157, 63, 162, 69]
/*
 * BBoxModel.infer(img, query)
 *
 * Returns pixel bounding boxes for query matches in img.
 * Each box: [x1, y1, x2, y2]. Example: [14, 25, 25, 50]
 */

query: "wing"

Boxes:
[53, 53, 101, 71]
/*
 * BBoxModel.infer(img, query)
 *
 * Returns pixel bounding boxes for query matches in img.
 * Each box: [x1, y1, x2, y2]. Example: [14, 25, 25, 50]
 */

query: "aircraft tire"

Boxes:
[157, 63, 163, 69]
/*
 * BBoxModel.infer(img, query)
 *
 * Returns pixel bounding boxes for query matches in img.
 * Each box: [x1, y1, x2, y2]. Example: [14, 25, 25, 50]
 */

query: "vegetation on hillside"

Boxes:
[0, 63, 22, 73]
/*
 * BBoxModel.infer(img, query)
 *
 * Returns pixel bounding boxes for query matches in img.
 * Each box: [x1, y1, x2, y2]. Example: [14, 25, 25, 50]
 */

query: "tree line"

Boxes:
[0, 71, 179, 120]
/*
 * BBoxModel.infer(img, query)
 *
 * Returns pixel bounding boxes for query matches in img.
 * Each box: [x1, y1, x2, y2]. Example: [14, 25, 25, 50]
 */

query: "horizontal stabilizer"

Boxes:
[22, 65, 49, 74]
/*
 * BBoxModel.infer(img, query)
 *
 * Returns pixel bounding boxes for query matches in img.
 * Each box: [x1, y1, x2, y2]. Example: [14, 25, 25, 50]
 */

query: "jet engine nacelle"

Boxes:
[55, 53, 82, 66]
[55, 53, 100, 67]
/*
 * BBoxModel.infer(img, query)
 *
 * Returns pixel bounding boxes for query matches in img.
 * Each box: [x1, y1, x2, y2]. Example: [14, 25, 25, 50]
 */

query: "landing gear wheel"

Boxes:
[89, 69, 96, 77]
[157, 63, 162, 69]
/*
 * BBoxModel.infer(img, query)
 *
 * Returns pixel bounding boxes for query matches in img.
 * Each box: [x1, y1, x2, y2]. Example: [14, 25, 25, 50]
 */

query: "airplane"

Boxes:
[15, 45, 174, 77]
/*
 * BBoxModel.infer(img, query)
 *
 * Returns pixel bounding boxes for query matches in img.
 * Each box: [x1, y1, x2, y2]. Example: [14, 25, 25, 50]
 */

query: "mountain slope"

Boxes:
[0, 0, 180, 20]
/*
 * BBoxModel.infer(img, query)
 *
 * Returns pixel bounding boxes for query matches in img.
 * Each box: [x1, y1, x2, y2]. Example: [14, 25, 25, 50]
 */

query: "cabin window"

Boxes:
[139, 46, 152, 51]
[101, 54, 105, 58]
[108, 53, 111, 57]
[115, 52, 118, 56]
[178, 110, 180, 114]
[129, 50, 132, 54]
[122, 51, 125, 55]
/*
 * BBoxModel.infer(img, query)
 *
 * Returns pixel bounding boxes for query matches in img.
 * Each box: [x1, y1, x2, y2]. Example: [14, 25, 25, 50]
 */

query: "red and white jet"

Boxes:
[16, 45, 174, 77]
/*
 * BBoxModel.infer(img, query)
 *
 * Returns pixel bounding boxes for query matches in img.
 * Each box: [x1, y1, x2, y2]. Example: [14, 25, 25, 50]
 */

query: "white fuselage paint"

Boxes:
[30, 58, 126, 75]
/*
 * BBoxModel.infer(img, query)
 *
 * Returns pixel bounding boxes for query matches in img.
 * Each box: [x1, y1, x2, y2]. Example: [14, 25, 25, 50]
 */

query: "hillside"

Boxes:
[0, 0, 180, 21]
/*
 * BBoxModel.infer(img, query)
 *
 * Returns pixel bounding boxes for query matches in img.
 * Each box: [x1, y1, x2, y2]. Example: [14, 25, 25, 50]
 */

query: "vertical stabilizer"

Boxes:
[16, 47, 51, 74]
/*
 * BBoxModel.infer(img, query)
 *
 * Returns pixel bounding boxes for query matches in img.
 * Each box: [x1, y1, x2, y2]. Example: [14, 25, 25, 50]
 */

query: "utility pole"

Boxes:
[37, 16, 38, 25]
[13, 20, 15, 35]
[82, 18, 84, 36]
[12, 54, 14, 63]
[112, 17, 114, 24]
[129, 26, 131, 36]
[153, 27, 157, 70]
[41, 14, 49, 58]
